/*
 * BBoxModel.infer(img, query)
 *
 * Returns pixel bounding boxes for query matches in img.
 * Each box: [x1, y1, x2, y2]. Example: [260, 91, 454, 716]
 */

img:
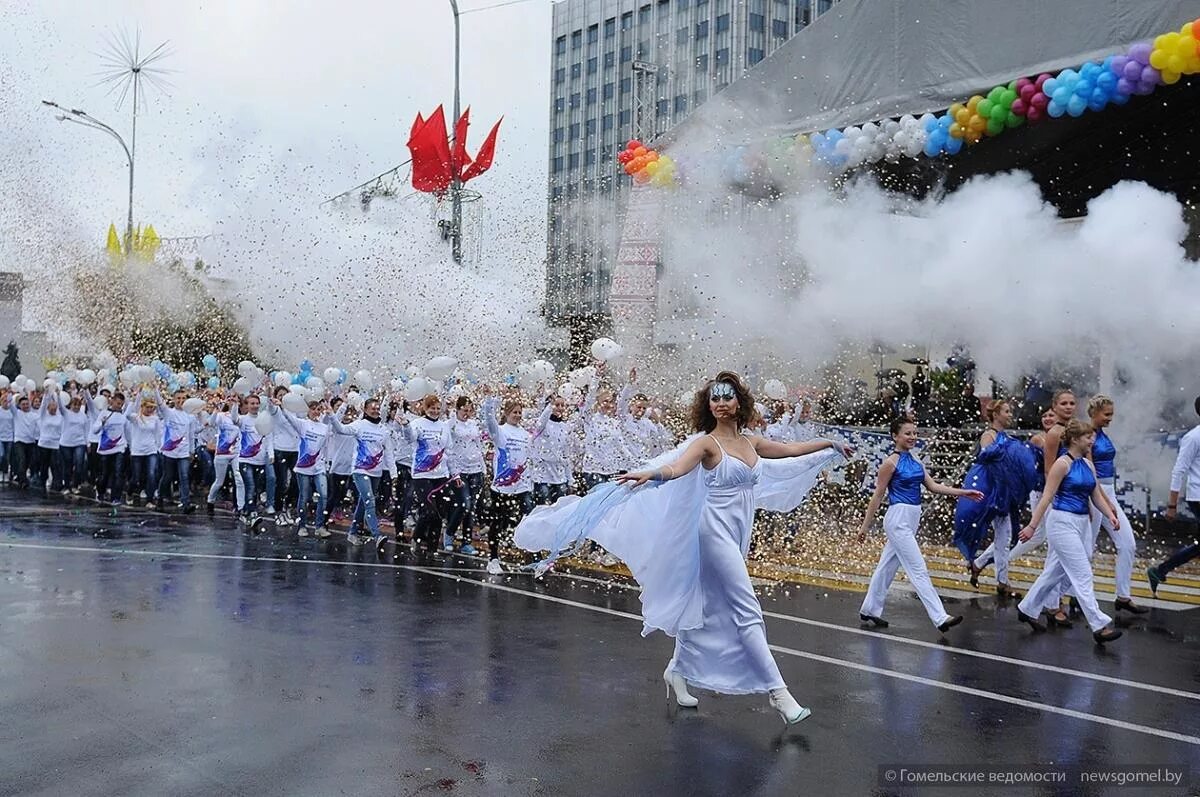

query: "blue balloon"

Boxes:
[937, 115, 953, 130]
[207, 376, 220, 389]
[202, 354, 218, 373]
[923, 138, 941, 157]
[1047, 100, 1065, 118]
[292, 373, 305, 384]
[825, 128, 844, 142]
[1097, 71, 1117, 92]
[1052, 86, 1070, 105]
[1067, 95, 1087, 117]
[1109, 91, 1131, 105]
[810, 132, 826, 149]
[1043, 78, 1059, 95]
[338, 369, 347, 384]
[1087, 95, 1106, 112]
[1074, 79, 1093, 97]
[922, 116, 938, 132]
[298, 359, 314, 375]
[945, 136, 964, 155]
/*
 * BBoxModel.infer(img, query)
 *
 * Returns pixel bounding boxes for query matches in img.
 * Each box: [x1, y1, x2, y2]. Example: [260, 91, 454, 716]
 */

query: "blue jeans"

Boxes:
[158, 456, 191, 506]
[580, 472, 610, 492]
[1155, 501, 1200, 578]
[350, 472, 381, 537]
[0, 440, 9, 478]
[534, 481, 569, 505]
[239, 462, 276, 515]
[58, 445, 87, 489]
[446, 472, 484, 541]
[296, 471, 329, 528]
[195, 448, 214, 491]
[129, 454, 161, 501]
[98, 453, 125, 503]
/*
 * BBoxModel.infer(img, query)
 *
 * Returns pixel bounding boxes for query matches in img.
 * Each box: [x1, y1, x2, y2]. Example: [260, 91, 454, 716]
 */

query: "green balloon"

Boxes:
[988, 86, 1005, 102]
[1005, 111, 1024, 128]
[1007, 79, 1019, 92]
[1001, 89, 1017, 106]
[990, 104, 1006, 121]
[978, 99, 994, 117]
[986, 116, 1004, 135]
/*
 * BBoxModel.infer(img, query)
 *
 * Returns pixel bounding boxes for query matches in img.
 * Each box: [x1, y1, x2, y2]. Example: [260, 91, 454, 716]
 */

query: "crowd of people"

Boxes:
[0, 363, 819, 574]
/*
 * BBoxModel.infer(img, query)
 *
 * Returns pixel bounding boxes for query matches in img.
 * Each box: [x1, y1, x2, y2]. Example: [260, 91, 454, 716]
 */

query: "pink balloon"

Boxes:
[1035, 73, 1053, 89]
[1026, 105, 1044, 122]
[1011, 98, 1027, 115]
[1029, 92, 1049, 109]
[1019, 84, 1037, 102]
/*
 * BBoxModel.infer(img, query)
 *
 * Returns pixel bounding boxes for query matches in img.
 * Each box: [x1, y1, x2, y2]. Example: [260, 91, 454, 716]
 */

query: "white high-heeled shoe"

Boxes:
[768, 688, 811, 725]
[663, 667, 699, 708]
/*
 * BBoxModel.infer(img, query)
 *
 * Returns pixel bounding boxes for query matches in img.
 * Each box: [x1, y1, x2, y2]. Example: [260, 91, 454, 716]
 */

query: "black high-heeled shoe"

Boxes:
[1046, 611, 1073, 629]
[1093, 627, 1123, 644]
[859, 613, 889, 629]
[1114, 598, 1149, 615]
[1017, 610, 1047, 632]
[937, 615, 963, 633]
[968, 563, 981, 589]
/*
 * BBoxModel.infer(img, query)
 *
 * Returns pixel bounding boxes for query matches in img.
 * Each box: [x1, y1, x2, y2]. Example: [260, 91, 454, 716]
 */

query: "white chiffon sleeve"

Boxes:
[754, 448, 844, 512]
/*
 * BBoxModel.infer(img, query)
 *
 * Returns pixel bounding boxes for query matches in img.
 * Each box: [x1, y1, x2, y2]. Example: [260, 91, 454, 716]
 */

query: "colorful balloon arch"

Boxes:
[615, 17, 1200, 188]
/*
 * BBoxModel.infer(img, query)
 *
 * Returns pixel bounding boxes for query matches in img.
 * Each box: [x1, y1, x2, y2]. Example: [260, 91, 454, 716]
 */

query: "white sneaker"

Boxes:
[348, 533, 367, 546]
[296, 525, 309, 537]
[486, 558, 504, 575]
[600, 554, 619, 567]
[314, 527, 331, 538]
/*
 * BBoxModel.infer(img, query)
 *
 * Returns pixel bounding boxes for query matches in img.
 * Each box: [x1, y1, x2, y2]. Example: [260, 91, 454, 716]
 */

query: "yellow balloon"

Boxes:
[1150, 49, 1169, 69]
[645, 160, 660, 175]
[965, 128, 983, 144]
[1176, 36, 1195, 57]
[1163, 69, 1182, 85]
[966, 95, 983, 113]
[948, 122, 964, 139]
[1184, 22, 1195, 38]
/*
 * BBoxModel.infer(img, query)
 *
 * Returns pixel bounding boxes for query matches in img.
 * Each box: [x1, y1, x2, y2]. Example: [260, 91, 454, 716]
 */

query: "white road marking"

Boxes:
[3, 538, 1199, 745]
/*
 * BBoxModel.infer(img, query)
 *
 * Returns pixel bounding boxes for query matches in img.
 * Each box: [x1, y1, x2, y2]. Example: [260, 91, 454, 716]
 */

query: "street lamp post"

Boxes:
[42, 99, 135, 255]
[448, 0, 463, 264]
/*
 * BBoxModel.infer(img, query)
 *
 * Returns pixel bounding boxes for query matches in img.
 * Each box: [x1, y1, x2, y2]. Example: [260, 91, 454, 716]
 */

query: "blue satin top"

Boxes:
[1030, 441, 1046, 491]
[1052, 456, 1096, 515]
[888, 451, 924, 506]
[1092, 429, 1116, 480]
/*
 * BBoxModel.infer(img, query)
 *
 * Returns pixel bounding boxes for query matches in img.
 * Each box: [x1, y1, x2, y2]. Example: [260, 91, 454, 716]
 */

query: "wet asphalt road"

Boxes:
[0, 493, 1197, 797]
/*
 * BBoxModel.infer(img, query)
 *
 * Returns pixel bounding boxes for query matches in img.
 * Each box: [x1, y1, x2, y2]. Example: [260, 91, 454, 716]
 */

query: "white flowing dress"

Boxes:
[515, 433, 842, 695]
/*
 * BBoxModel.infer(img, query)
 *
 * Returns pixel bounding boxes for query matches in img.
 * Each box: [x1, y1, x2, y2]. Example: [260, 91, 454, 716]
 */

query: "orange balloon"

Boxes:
[634, 146, 648, 157]
[634, 169, 652, 184]
[623, 162, 637, 175]
[647, 150, 659, 162]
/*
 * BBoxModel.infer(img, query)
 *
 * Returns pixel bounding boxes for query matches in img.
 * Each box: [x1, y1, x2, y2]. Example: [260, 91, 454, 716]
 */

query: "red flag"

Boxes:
[460, 117, 502, 183]
[410, 111, 425, 141]
[407, 105, 454, 193]
[450, 107, 471, 180]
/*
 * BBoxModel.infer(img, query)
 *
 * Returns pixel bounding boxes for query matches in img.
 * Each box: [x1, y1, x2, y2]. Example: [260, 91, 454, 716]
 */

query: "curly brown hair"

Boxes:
[690, 371, 754, 433]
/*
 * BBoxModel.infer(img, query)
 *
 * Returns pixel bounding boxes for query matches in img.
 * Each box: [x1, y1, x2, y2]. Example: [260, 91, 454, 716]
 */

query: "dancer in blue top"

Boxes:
[1016, 419, 1122, 644]
[1085, 396, 1146, 613]
[858, 417, 983, 634]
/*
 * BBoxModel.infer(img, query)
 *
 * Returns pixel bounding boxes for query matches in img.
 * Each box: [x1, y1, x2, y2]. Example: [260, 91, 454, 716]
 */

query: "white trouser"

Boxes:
[1087, 482, 1135, 601]
[861, 504, 951, 627]
[207, 456, 245, 507]
[1018, 510, 1112, 632]
[976, 491, 1047, 568]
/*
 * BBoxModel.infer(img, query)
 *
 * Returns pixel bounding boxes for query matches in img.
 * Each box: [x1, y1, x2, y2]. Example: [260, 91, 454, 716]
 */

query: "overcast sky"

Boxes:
[0, 0, 551, 248]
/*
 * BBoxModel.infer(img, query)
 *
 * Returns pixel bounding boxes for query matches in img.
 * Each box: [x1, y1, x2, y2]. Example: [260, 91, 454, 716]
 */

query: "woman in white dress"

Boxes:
[516, 371, 849, 725]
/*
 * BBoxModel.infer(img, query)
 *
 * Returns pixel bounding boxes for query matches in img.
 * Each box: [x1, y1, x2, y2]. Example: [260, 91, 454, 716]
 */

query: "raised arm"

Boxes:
[152, 387, 169, 420]
[857, 456, 897, 539]
[325, 404, 356, 436]
[532, 398, 553, 435]
[616, 435, 715, 488]
[481, 396, 502, 444]
[753, 436, 849, 460]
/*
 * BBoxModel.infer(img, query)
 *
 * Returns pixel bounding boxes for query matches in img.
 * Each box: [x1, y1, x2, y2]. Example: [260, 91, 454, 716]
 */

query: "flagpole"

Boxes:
[448, 0, 463, 265]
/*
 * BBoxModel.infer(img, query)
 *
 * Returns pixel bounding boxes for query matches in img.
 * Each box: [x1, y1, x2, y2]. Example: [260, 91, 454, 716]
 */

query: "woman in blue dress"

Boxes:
[1016, 419, 1123, 644]
[515, 371, 850, 725]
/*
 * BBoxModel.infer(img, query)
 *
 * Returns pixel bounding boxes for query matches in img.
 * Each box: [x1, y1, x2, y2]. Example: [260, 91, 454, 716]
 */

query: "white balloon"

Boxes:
[352, 369, 373, 392]
[94, 395, 108, 411]
[406, 364, 423, 379]
[589, 337, 622, 363]
[76, 368, 96, 386]
[282, 393, 308, 414]
[43, 378, 58, 393]
[843, 126, 862, 140]
[899, 114, 917, 126]
[63, 367, 77, 381]
[137, 365, 155, 384]
[253, 412, 273, 436]
[515, 363, 539, 390]
[287, 384, 306, 395]
[424, 356, 458, 381]
[448, 383, 467, 399]
[763, 379, 788, 401]
[95, 368, 109, 385]
[0, 376, 8, 390]
[273, 371, 292, 388]
[404, 377, 434, 402]
[569, 366, 596, 389]
[182, 397, 206, 415]
[389, 377, 406, 392]
[232, 376, 253, 396]
[531, 359, 556, 383]
[305, 376, 325, 392]
[237, 360, 256, 378]
[322, 367, 340, 385]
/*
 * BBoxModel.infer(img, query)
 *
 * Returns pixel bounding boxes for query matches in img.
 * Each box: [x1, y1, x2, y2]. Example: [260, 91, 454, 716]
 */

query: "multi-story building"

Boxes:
[544, 0, 842, 350]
